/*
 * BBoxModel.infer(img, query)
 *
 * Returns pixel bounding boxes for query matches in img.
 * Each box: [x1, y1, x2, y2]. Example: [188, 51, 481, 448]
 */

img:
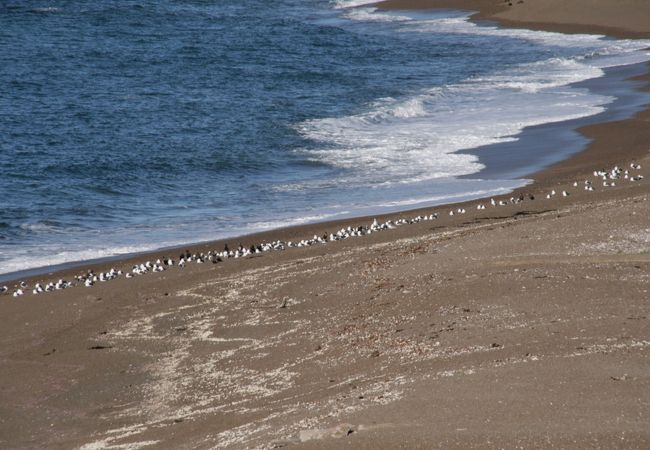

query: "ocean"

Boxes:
[1, 0, 649, 277]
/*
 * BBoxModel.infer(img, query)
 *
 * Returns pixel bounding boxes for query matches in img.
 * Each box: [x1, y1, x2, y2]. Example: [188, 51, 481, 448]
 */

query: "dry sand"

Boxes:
[1, 1, 650, 449]
[376, 0, 650, 39]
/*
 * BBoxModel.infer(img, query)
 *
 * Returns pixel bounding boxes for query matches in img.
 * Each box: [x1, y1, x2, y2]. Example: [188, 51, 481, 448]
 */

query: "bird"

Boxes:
[15, 159, 641, 299]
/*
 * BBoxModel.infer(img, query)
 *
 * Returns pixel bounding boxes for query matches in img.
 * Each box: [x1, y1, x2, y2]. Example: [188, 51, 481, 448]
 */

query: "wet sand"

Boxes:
[1, 1, 650, 449]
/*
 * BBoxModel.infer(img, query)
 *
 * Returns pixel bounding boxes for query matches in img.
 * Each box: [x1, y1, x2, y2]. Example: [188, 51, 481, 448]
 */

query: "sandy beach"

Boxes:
[1, 1, 650, 448]
[377, 0, 650, 38]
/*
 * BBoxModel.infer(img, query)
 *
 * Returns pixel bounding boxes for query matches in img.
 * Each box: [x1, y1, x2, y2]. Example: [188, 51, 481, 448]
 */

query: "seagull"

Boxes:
[20, 169, 646, 299]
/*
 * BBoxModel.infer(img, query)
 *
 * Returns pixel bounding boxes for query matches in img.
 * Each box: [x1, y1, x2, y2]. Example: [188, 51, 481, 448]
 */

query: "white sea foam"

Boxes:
[0, 245, 159, 277]
[295, 9, 650, 192]
[31, 7, 61, 13]
[346, 8, 650, 54]
[0, 212, 345, 276]
[244, 213, 345, 232]
[296, 72, 611, 186]
[19, 222, 62, 233]
[409, 14, 650, 54]
[370, 185, 525, 209]
[342, 7, 412, 22]
[343, 6, 413, 22]
[333, 0, 379, 9]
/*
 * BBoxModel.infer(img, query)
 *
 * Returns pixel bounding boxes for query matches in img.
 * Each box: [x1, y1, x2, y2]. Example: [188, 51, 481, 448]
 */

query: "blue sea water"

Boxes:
[1, 0, 649, 276]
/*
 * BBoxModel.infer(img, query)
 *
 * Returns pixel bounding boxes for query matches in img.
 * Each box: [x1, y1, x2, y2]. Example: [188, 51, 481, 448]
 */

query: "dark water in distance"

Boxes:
[1, 0, 649, 274]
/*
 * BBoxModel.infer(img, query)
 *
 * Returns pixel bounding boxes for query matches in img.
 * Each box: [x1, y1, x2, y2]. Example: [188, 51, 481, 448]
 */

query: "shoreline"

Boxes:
[3, 1, 650, 448]
[2, 56, 649, 286]
[375, 0, 650, 39]
[459, 61, 650, 181]
[2, 3, 649, 284]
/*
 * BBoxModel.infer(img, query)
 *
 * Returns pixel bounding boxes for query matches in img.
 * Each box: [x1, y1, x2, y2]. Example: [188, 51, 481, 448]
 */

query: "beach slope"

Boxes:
[1, 1, 650, 448]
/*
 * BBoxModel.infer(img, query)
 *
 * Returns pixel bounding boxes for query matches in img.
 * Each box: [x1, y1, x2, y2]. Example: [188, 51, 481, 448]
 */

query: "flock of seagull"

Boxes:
[0, 162, 644, 299]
